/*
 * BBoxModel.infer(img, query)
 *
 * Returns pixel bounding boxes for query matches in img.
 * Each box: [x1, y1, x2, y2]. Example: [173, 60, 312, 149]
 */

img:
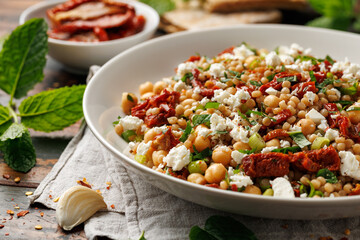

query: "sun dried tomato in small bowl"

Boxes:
[19, 0, 159, 71]
[46, 0, 146, 42]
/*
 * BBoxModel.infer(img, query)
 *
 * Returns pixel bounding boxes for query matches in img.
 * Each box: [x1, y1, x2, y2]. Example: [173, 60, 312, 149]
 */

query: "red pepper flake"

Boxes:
[0, 225, 4, 229]
[77, 178, 92, 189]
[17, 210, 29, 218]
[5, 233, 9, 236]
[6, 210, 14, 215]
[2, 221, 5, 223]
[11, 198, 13, 201]
[106, 186, 110, 190]
[110, 204, 115, 209]
[8, 216, 13, 221]
[2, 174, 10, 179]
[40, 212, 44, 217]
[49, 195, 52, 199]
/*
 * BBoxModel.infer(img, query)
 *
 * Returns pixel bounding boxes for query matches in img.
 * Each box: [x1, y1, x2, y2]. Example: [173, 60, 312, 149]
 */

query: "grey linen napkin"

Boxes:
[28, 67, 360, 240]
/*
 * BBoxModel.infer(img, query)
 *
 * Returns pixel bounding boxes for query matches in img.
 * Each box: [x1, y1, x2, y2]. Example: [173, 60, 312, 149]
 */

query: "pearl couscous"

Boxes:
[115, 43, 360, 198]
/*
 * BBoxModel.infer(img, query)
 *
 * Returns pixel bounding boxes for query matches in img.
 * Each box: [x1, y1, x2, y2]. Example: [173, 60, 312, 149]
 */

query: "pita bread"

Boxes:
[160, 9, 281, 33]
[205, 0, 307, 13]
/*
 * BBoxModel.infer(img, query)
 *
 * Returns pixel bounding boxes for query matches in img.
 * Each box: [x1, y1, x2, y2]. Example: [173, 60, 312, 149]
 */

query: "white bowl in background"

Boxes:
[83, 24, 360, 219]
[19, 0, 159, 73]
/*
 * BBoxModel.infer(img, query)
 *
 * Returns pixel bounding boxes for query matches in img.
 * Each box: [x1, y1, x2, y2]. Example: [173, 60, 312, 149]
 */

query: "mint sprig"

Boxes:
[139, 0, 175, 15]
[0, 19, 86, 172]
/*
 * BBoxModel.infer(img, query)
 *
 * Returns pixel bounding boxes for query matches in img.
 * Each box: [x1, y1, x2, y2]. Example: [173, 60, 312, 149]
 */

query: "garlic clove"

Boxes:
[56, 185, 107, 231]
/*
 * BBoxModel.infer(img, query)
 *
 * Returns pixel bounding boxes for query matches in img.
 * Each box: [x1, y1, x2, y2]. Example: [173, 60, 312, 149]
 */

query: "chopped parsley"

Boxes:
[179, 121, 192, 142]
[181, 72, 194, 82]
[191, 146, 212, 161]
[272, 146, 301, 154]
[246, 110, 276, 122]
[276, 75, 297, 83]
[316, 169, 338, 183]
[249, 80, 262, 87]
[192, 114, 211, 127]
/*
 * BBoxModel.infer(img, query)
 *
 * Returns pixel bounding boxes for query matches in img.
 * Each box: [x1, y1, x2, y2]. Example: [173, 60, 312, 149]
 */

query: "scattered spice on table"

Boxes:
[2, 174, 10, 179]
[17, 210, 29, 218]
[40, 212, 44, 217]
[53, 197, 59, 202]
[344, 229, 351, 235]
[13, 177, 20, 183]
[110, 204, 115, 209]
[0, 224, 4, 229]
[6, 210, 14, 215]
[34, 225, 42, 230]
[25, 192, 33, 196]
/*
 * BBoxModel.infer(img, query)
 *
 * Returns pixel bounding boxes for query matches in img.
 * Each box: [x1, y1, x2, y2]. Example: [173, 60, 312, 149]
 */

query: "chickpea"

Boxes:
[141, 92, 155, 100]
[152, 150, 167, 166]
[204, 163, 227, 184]
[115, 124, 124, 136]
[348, 108, 360, 124]
[233, 141, 251, 151]
[194, 135, 211, 152]
[243, 185, 262, 195]
[144, 129, 158, 143]
[264, 95, 280, 108]
[296, 119, 316, 136]
[212, 146, 232, 167]
[153, 81, 167, 94]
[219, 180, 229, 190]
[121, 93, 138, 115]
[187, 173, 206, 185]
[266, 139, 280, 148]
[139, 81, 154, 95]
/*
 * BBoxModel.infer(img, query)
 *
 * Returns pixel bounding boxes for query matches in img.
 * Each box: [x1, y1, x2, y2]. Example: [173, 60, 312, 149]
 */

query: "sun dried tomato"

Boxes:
[191, 69, 219, 98]
[324, 103, 339, 128]
[337, 116, 360, 143]
[93, 27, 108, 41]
[259, 79, 282, 94]
[349, 184, 360, 196]
[186, 55, 201, 62]
[291, 146, 340, 172]
[291, 81, 317, 98]
[263, 129, 289, 142]
[206, 183, 220, 188]
[242, 152, 291, 178]
[218, 46, 234, 56]
[313, 72, 326, 83]
[153, 127, 179, 150]
[261, 109, 292, 130]
[165, 168, 189, 180]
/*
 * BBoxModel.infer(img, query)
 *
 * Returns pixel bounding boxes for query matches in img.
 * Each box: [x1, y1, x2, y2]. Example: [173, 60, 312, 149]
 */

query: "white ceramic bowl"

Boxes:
[84, 25, 360, 220]
[19, 0, 159, 73]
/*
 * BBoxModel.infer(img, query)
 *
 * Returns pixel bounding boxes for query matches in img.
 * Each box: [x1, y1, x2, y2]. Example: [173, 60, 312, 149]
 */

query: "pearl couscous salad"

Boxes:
[114, 43, 360, 198]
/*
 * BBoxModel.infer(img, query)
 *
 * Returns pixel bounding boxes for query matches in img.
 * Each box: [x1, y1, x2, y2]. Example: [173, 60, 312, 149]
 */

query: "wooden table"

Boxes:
[0, 1, 319, 239]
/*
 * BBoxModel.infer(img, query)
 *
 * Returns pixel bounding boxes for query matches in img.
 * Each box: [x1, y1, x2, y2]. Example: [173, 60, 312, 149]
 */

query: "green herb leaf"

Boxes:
[271, 146, 301, 154]
[112, 116, 121, 127]
[307, 16, 352, 31]
[0, 123, 35, 172]
[121, 130, 136, 142]
[334, 100, 354, 105]
[295, 56, 318, 65]
[0, 105, 12, 135]
[181, 72, 194, 82]
[238, 111, 257, 125]
[325, 55, 335, 64]
[316, 168, 338, 183]
[307, 0, 354, 18]
[249, 80, 262, 87]
[192, 114, 211, 127]
[246, 110, 276, 122]
[288, 131, 311, 149]
[238, 148, 256, 154]
[241, 42, 257, 54]
[189, 226, 217, 240]
[139, 0, 175, 15]
[179, 121, 192, 142]
[138, 230, 147, 240]
[204, 102, 220, 109]
[227, 70, 244, 81]
[309, 71, 317, 82]
[127, 94, 134, 102]
[266, 73, 276, 81]
[204, 215, 257, 240]
[276, 75, 297, 83]
[0, 18, 48, 99]
[18, 85, 85, 132]
[191, 147, 212, 161]
[338, 82, 358, 96]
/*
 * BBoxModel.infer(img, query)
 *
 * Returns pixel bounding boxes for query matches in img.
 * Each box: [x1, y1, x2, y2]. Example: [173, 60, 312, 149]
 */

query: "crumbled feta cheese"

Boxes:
[324, 129, 339, 141]
[280, 140, 291, 148]
[129, 142, 136, 151]
[210, 113, 227, 132]
[193, 87, 202, 94]
[317, 119, 329, 131]
[265, 87, 278, 95]
[163, 145, 191, 171]
[199, 97, 210, 106]
[329, 88, 341, 98]
[300, 193, 307, 198]
[233, 44, 254, 60]
[288, 43, 303, 58]
[176, 62, 197, 77]
[330, 58, 350, 73]
[285, 64, 301, 72]
[300, 60, 313, 71]
[270, 177, 295, 198]
[343, 63, 360, 76]
[215, 81, 227, 89]
[209, 63, 225, 78]
[174, 81, 187, 92]
[198, 127, 211, 138]
[289, 125, 302, 132]
[278, 45, 290, 55]
[339, 151, 360, 180]
[220, 53, 236, 60]
[141, 124, 148, 133]
[227, 166, 235, 177]
[212, 89, 231, 104]
[152, 125, 168, 134]
[305, 108, 326, 125]
[230, 172, 253, 188]
[319, 62, 326, 72]
[137, 141, 152, 155]
[119, 116, 144, 131]
[231, 150, 247, 164]
[162, 77, 173, 86]
[265, 51, 281, 67]
[250, 124, 261, 136]
[230, 126, 249, 143]
[279, 55, 294, 65]
[304, 91, 316, 104]
[261, 146, 278, 153]
[212, 89, 250, 110]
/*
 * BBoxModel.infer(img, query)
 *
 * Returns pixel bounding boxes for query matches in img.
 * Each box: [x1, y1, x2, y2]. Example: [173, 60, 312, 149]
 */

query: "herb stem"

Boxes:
[7, 104, 18, 124]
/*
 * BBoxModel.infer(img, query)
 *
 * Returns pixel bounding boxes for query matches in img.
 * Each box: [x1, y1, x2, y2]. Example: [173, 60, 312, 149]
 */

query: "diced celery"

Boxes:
[135, 154, 147, 164]
[188, 160, 206, 174]
[311, 137, 330, 150]
[248, 133, 266, 152]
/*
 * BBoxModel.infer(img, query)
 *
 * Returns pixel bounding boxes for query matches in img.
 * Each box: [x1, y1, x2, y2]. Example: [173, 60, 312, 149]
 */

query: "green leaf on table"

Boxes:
[0, 18, 48, 99]
[306, 16, 352, 31]
[353, 15, 360, 31]
[0, 105, 12, 136]
[139, 0, 175, 15]
[0, 34, 9, 52]
[0, 123, 35, 172]
[189, 215, 257, 240]
[18, 85, 86, 132]
[307, 0, 355, 17]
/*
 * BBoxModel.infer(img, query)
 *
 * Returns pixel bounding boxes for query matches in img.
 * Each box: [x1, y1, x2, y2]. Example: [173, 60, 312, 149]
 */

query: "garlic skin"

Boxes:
[56, 186, 107, 231]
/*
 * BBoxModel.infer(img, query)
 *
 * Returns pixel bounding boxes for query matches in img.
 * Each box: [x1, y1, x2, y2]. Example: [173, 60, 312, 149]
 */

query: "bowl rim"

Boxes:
[19, 0, 160, 47]
[84, 24, 360, 205]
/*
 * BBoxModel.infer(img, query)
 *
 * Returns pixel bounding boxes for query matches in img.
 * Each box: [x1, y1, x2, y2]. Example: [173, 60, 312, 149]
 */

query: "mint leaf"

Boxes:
[316, 169, 338, 184]
[288, 131, 311, 149]
[306, 16, 352, 31]
[0, 123, 35, 172]
[0, 34, 8, 52]
[18, 85, 86, 132]
[353, 15, 360, 31]
[0, 18, 48, 99]
[308, 0, 355, 17]
[192, 114, 211, 127]
[0, 105, 12, 135]
[189, 226, 217, 240]
[139, 0, 175, 15]
[179, 121, 192, 142]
